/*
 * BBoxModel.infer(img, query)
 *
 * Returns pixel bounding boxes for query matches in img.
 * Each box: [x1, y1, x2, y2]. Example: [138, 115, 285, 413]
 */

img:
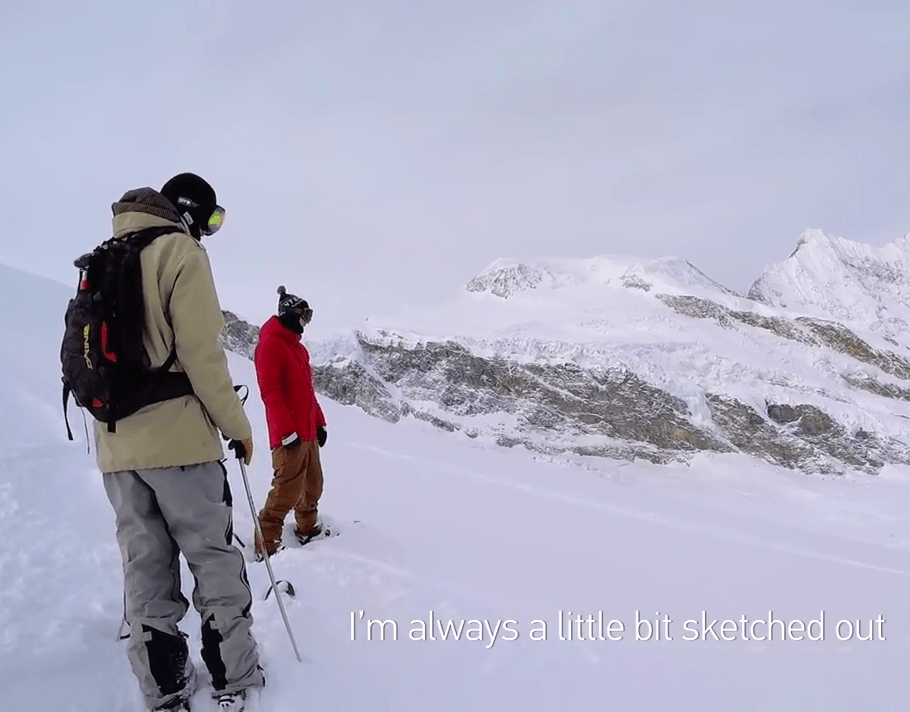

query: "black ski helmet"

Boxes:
[160, 172, 223, 239]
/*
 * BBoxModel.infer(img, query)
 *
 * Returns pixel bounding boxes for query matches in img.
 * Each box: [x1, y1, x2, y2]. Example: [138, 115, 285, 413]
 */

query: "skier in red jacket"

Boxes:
[253, 285, 327, 558]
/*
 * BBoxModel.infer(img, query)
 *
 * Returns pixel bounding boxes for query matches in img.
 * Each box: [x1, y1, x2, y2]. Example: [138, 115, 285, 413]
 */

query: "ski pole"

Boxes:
[230, 441, 305, 664]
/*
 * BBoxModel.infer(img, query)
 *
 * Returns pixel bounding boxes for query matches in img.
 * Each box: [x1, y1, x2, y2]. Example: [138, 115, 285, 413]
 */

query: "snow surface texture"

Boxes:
[2, 255, 910, 709]
[220, 230, 910, 475]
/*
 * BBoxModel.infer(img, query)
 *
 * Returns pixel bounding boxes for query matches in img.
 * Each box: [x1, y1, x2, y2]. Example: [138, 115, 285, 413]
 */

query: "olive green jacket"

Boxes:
[93, 188, 251, 472]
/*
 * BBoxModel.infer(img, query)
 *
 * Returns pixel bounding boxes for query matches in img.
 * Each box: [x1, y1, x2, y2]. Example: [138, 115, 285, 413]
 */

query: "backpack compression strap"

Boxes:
[64, 347, 190, 439]
[105, 346, 193, 434]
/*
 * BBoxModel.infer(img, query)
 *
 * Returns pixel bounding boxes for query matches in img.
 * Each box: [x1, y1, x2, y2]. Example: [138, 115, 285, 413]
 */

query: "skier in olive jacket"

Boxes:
[253, 286, 327, 558]
[99, 173, 263, 712]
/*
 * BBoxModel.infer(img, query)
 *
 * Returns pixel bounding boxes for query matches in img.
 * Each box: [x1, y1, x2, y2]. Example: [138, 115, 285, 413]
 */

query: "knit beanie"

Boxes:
[277, 285, 308, 316]
[160, 173, 217, 239]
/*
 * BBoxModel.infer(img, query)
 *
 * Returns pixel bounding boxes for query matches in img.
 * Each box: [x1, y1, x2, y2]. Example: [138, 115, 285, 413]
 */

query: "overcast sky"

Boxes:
[3, 1, 910, 331]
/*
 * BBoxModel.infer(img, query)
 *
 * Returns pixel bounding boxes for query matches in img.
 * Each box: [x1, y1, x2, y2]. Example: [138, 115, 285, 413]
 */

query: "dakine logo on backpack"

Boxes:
[60, 227, 194, 440]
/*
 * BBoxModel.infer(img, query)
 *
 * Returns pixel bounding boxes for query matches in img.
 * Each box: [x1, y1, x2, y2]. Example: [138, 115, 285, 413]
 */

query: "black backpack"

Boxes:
[60, 226, 194, 439]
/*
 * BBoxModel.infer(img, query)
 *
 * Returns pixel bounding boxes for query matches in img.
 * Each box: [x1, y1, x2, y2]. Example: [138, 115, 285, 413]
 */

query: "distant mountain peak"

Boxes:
[748, 228, 910, 343]
[464, 254, 735, 300]
[465, 260, 546, 298]
[787, 228, 833, 258]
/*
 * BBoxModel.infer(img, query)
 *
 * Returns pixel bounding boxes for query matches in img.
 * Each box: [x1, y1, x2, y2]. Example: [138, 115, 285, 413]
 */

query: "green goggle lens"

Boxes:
[205, 205, 225, 235]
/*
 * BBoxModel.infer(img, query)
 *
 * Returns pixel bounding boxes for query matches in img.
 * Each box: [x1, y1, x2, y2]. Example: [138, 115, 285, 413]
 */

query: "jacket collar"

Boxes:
[261, 314, 302, 344]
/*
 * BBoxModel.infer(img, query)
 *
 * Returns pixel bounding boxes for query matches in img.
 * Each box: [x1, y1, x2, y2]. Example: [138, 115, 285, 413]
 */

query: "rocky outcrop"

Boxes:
[358, 336, 731, 456]
[312, 358, 401, 424]
[658, 295, 910, 378]
[219, 311, 260, 360]
[465, 262, 544, 298]
[797, 318, 910, 380]
[704, 394, 823, 471]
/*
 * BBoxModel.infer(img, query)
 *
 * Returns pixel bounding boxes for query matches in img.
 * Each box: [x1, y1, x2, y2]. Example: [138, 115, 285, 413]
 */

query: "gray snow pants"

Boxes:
[103, 461, 265, 709]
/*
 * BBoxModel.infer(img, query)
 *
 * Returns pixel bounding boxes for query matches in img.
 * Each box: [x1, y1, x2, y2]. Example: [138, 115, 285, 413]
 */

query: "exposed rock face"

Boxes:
[764, 403, 883, 473]
[705, 394, 822, 471]
[797, 319, 910, 380]
[657, 295, 910, 376]
[465, 262, 544, 298]
[312, 358, 402, 424]
[359, 336, 730, 459]
[220, 305, 910, 476]
[219, 311, 260, 360]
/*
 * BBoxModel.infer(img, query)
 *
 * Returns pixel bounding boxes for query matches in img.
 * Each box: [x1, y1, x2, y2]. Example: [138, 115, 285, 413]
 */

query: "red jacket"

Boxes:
[254, 315, 326, 449]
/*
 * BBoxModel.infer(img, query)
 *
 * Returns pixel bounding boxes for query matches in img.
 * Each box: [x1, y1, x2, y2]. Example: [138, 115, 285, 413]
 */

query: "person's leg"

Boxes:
[143, 462, 265, 698]
[294, 440, 324, 537]
[103, 471, 195, 710]
[257, 444, 307, 553]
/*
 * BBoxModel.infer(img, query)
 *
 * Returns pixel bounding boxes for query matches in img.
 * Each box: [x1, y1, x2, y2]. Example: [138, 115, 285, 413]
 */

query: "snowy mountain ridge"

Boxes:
[749, 228, 910, 343]
[462, 229, 910, 347]
[266, 228, 910, 475]
[465, 253, 738, 301]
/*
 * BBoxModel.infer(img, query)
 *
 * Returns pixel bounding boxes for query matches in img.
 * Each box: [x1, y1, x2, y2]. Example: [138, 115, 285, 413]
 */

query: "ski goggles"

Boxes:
[203, 205, 225, 236]
[296, 306, 314, 324]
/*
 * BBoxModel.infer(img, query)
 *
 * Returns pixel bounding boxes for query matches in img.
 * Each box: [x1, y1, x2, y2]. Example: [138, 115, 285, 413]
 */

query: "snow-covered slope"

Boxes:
[3, 261, 910, 710]
[749, 228, 910, 342]
[383, 252, 753, 346]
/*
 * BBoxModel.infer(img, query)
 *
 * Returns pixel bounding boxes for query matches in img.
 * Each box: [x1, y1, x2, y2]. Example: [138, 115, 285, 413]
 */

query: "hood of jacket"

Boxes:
[111, 187, 190, 239]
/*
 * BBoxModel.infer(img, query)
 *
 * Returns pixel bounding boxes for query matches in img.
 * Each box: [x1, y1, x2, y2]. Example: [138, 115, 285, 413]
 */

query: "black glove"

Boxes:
[317, 426, 327, 448]
[228, 437, 254, 465]
[281, 432, 301, 449]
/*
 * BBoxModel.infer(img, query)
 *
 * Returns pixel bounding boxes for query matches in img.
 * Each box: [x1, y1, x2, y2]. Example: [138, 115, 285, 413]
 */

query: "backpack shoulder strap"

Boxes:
[160, 347, 179, 373]
[127, 224, 183, 245]
[135, 228, 186, 375]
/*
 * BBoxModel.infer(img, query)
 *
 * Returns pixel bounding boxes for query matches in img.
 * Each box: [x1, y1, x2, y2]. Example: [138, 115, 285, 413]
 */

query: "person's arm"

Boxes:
[255, 337, 296, 442]
[168, 243, 251, 440]
[312, 363, 327, 445]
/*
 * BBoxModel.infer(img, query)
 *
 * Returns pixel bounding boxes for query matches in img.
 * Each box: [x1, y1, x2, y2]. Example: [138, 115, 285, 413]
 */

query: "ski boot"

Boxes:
[295, 521, 328, 546]
[215, 690, 246, 711]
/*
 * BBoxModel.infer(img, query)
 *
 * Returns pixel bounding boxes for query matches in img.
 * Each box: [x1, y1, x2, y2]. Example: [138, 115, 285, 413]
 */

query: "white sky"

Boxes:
[3, 1, 910, 331]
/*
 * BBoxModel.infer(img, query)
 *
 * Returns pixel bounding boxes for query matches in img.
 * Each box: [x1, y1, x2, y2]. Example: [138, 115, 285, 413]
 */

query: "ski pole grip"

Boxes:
[228, 439, 246, 460]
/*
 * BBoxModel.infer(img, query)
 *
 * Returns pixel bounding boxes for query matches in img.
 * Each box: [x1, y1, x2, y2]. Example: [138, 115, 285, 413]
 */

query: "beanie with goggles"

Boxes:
[277, 285, 313, 333]
[160, 172, 225, 239]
